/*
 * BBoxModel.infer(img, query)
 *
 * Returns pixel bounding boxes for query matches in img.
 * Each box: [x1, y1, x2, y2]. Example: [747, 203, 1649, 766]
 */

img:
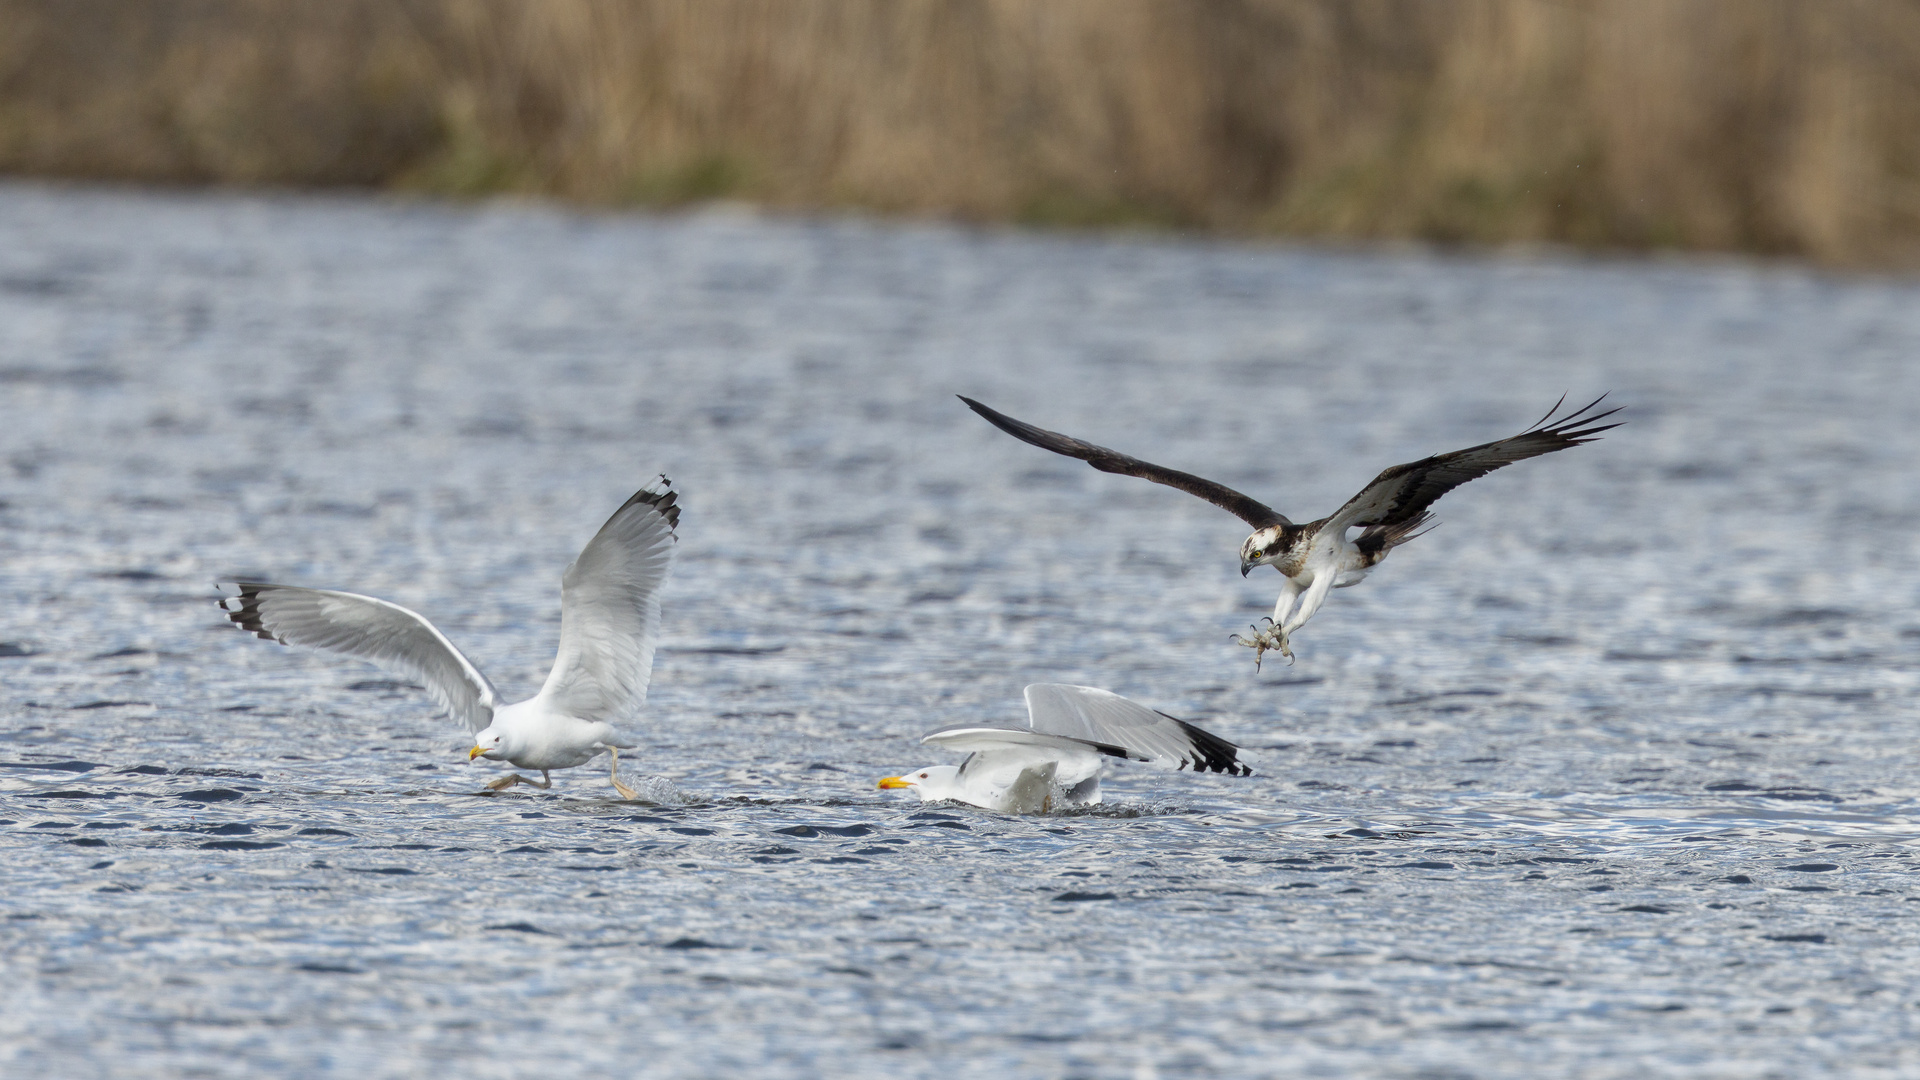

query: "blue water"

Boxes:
[2, 183, 1919, 1077]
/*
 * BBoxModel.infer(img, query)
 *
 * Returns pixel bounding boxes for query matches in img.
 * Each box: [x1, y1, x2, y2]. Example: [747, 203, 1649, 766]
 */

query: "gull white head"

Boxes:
[469, 728, 508, 762]
[876, 765, 962, 802]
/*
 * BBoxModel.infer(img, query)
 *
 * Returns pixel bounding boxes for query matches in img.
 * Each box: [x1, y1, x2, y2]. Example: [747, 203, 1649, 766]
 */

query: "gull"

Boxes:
[961, 395, 1619, 666]
[217, 478, 680, 798]
[877, 683, 1251, 814]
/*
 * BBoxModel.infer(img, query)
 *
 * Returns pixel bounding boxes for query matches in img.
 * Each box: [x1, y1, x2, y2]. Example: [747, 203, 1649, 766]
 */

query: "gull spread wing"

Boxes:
[960, 397, 1290, 529]
[219, 583, 499, 732]
[537, 477, 679, 723]
[920, 726, 1137, 761]
[1022, 684, 1251, 775]
[1324, 394, 1622, 533]
[923, 730, 1109, 804]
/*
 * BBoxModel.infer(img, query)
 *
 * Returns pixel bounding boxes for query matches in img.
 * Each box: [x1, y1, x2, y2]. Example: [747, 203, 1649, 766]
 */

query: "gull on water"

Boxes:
[218, 478, 680, 799]
[878, 684, 1251, 814]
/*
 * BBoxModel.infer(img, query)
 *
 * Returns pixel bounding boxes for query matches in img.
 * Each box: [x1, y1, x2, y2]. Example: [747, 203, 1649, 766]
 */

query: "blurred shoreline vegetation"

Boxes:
[2, 0, 1918, 266]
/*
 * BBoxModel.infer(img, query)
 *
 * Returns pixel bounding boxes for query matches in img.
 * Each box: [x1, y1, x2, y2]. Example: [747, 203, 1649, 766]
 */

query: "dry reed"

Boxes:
[2, 0, 1917, 264]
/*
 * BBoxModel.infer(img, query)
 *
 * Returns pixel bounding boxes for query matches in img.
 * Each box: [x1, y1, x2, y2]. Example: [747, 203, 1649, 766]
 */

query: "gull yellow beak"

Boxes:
[469, 746, 486, 761]
[876, 776, 912, 790]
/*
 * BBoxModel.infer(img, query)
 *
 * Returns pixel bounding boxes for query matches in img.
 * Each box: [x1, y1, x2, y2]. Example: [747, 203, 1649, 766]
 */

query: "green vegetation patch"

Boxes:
[1014, 189, 1189, 232]
[624, 154, 755, 207]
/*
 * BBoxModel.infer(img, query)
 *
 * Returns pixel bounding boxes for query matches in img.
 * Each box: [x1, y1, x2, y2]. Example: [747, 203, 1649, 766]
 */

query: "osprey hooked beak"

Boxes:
[876, 775, 912, 790]
[1240, 558, 1253, 578]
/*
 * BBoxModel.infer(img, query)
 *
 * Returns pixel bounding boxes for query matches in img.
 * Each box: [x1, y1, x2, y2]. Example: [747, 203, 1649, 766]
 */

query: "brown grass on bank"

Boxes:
[3, 0, 1918, 265]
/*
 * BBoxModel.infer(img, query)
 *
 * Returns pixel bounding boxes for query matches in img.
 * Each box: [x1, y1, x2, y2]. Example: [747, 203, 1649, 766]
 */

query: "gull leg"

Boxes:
[483, 770, 553, 793]
[609, 747, 638, 801]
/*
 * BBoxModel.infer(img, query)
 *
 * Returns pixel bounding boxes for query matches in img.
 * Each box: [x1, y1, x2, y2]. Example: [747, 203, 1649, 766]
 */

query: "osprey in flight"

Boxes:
[961, 395, 1620, 666]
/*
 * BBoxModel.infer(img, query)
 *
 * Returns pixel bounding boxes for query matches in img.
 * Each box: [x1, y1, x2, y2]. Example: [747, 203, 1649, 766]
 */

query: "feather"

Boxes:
[960, 397, 1290, 529]
[1323, 394, 1621, 532]
[537, 478, 679, 723]
[218, 583, 499, 732]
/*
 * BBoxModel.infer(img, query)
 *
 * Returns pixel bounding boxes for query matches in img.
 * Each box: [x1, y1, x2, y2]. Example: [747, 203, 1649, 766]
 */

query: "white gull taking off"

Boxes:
[878, 684, 1251, 814]
[217, 478, 680, 799]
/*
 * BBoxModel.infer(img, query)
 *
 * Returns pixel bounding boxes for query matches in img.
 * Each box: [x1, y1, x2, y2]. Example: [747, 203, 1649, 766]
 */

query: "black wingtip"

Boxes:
[1161, 713, 1254, 776]
[958, 395, 1020, 434]
[215, 581, 287, 644]
[619, 475, 681, 532]
[958, 396, 1099, 463]
[1525, 392, 1571, 432]
[1533, 392, 1625, 443]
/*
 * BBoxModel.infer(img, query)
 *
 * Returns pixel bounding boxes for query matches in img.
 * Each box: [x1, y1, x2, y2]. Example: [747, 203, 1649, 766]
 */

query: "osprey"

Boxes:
[218, 478, 680, 798]
[877, 683, 1250, 814]
[961, 395, 1620, 666]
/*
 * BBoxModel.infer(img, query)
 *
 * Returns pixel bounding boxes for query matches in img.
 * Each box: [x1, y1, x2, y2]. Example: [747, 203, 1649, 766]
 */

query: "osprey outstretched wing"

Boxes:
[961, 395, 1619, 666]
[1323, 395, 1621, 532]
[959, 396, 1290, 529]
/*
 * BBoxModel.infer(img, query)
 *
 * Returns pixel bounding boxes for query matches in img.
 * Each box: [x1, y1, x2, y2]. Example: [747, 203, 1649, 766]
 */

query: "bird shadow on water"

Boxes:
[876, 797, 1200, 820]
[452, 773, 699, 807]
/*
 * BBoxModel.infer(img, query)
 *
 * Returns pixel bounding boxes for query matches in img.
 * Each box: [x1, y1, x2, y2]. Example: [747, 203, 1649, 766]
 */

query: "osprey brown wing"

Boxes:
[960, 396, 1290, 529]
[1326, 394, 1622, 531]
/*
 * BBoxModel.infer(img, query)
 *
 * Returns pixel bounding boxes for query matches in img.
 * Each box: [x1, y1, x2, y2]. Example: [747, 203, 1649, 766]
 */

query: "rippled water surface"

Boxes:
[3, 184, 1920, 1078]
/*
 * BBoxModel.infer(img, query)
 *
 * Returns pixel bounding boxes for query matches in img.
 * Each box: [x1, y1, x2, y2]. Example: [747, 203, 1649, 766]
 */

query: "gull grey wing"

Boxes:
[926, 731, 1113, 798]
[218, 582, 499, 732]
[960, 396, 1290, 529]
[920, 726, 1138, 761]
[537, 477, 679, 723]
[1023, 684, 1251, 775]
[1324, 394, 1622, 533]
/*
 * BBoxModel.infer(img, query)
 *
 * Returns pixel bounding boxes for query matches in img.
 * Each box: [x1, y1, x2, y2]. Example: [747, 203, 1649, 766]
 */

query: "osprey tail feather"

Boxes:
[1355, 511, 1436, 561]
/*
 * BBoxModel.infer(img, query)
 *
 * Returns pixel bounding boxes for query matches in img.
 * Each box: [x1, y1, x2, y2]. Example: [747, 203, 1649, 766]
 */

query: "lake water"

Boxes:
[2, 183, 1919, 1078]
